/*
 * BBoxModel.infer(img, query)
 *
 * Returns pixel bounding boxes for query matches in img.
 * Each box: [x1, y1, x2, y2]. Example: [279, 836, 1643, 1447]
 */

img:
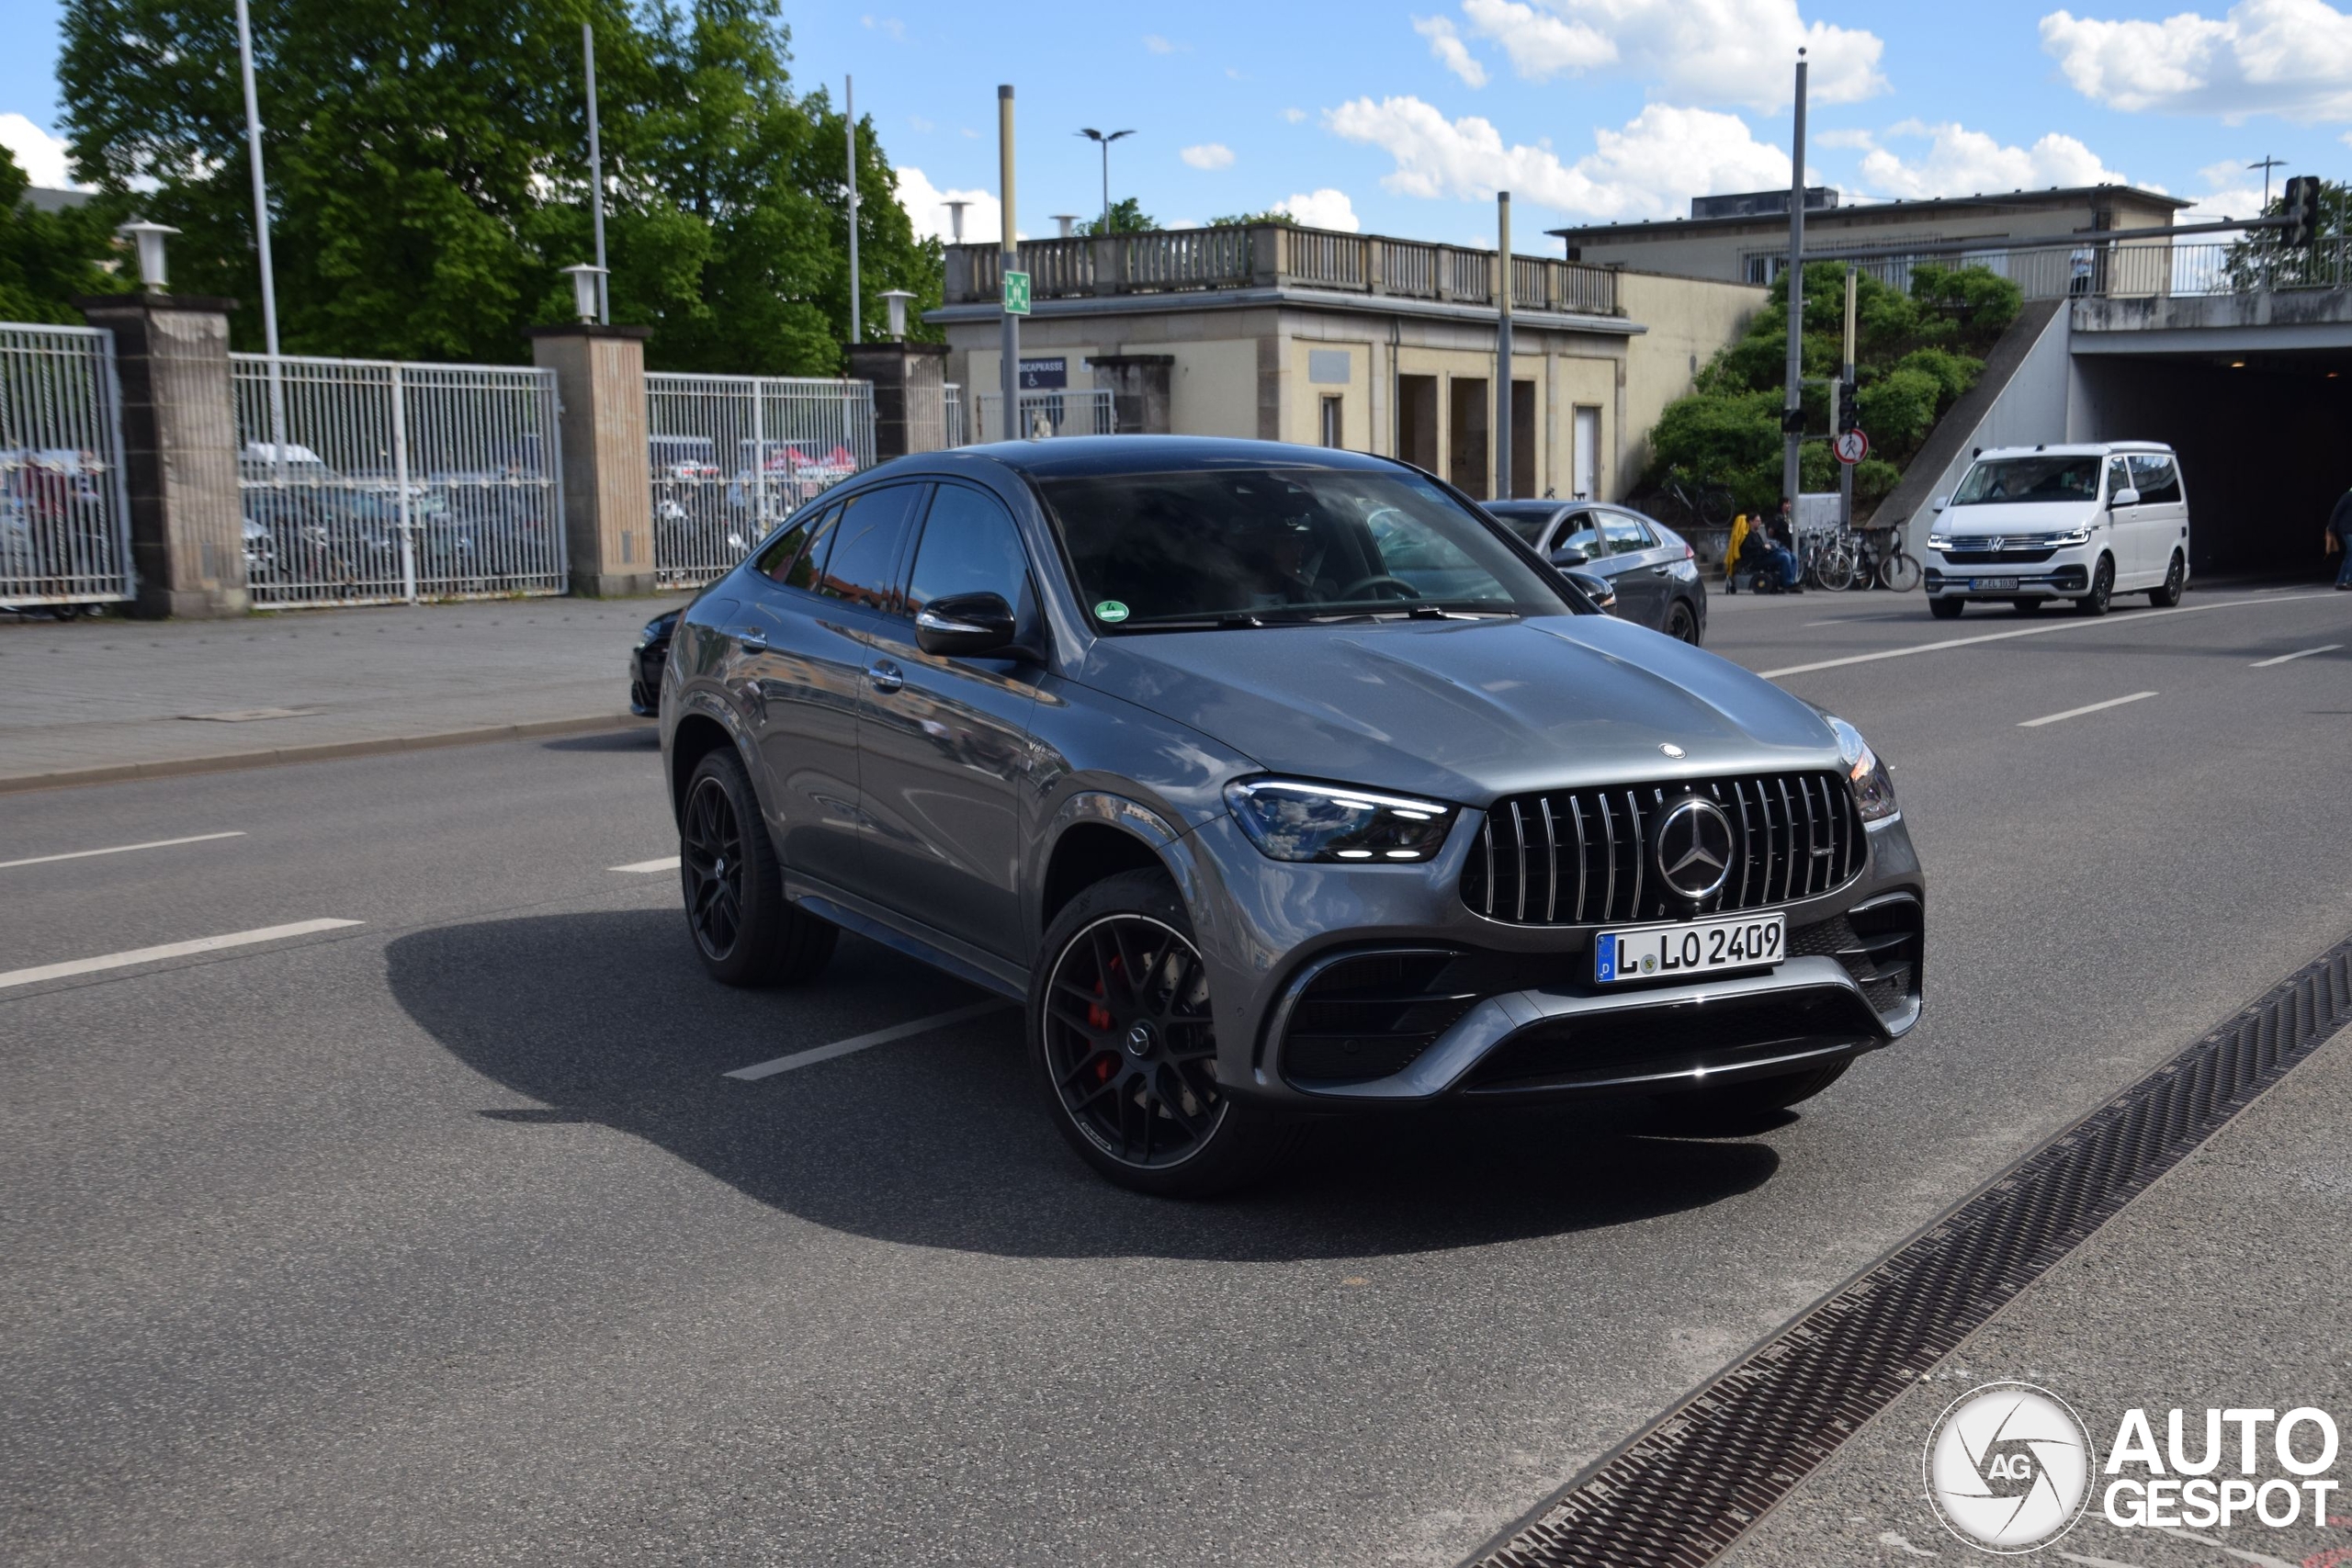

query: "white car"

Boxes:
[1921, 442, 2189, 618]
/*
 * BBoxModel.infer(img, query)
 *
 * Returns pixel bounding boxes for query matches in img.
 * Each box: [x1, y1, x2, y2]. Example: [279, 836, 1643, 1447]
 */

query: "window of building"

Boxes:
[1397, 375, 1438, 471]
[1450, 376, 1490, 500]
[1319, 394, 1343, 449]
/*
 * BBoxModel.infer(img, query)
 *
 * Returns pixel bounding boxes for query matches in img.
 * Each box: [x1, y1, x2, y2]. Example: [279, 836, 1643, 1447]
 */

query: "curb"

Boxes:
[0, 713, 656, 795]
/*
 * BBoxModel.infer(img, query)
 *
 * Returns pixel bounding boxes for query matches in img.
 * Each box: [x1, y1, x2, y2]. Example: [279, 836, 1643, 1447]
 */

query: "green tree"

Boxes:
[1078, 196, 1154, 236]
[1206, 208, 1294, 227]
[56, 0, 933, 371]
[2222, 178, 2349, 290]
[0, 148, 130, 322]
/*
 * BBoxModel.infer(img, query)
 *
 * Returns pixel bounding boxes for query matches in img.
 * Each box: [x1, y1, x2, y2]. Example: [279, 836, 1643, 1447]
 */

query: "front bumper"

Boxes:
[1923, 547, 2090, 599]
[1178, 807, 1925, 1109]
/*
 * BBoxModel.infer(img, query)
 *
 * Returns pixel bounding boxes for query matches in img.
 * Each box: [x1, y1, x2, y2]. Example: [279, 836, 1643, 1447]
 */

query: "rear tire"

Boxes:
[1030, 869, 1295, 1197]
[1651, 1061, 1849, 1134]
[679, 749, 837, 987]
[2149, 551, 2184, 607]
[2076, 555, 2114, 616]
[1664, 599, 1701, 645]
[1928, 596, 1964, 620]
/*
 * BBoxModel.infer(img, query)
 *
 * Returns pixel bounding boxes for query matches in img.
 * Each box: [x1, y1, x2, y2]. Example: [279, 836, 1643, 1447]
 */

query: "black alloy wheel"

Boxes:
[2077, 555, 2114, 616]
[1929, 596, 1964, 620]
[1665, 599, 1701, 644]
[2150, 551, 2185, 607]
[1030, 870, 1291, 1195]
[679, 748, 836, 987]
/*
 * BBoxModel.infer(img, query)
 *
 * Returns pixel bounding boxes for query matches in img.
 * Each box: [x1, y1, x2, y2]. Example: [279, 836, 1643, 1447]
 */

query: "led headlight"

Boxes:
[2052, 522, 2096, 546]
[639, 615, 667, 646]
[1926, 532, 1953, 551]
[1826, 716, 1898, 822]
[1223, 778, 1458, 863]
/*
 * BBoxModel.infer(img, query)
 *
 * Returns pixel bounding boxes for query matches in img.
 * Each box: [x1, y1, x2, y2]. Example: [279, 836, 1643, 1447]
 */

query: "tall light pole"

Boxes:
[1000, 85, 1020, 441]
[1781, 50, 1808, 516]
[1077, 128, 1134, 234]
[846, 76, 862, 344]
[232, 0, 285, 461]
[582, 24, 608, 324]
[1494, 190, 1512, 501]
[944, 200, 970, 243]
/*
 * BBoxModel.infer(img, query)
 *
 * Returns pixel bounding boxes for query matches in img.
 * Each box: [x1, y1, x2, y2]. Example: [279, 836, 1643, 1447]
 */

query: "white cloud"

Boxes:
[1274, 188, 1362, 231]
[2041, 0, 2352, 121]
[859, 15, 907, 40]
[1143, 33, 1190, 53]
[908, 115, 934, 133]
[0, 114, 80, 188]
[1815, 127, 1877, 150]
[1453, 0, 1886, 108]
[893, 164, 1002, 244]
[1414, 16, 1491, 86]
[1854, 121, 2130, 201]
[1326, 96, 1789, 220]
[1283, 107, 1307, 124]
[1181, 141, 1236, 170]
[2177, 183, 2269, 221]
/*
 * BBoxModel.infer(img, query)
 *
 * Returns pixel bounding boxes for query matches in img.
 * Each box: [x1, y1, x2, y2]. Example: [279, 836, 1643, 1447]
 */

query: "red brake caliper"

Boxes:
[1088, 959, 1121, 1081]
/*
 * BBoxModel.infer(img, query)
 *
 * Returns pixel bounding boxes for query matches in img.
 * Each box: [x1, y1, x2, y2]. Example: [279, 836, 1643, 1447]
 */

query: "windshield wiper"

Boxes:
[1116, 612, 1275, 631]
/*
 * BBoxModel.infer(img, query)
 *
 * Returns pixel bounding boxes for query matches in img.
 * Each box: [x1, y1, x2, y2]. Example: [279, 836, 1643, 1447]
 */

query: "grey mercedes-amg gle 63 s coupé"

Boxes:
[657, 437, 1922, 1194]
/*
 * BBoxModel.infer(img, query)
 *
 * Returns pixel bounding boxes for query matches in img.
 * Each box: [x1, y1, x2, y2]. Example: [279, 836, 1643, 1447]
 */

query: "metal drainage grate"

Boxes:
[1468, 932, 2352, 1568]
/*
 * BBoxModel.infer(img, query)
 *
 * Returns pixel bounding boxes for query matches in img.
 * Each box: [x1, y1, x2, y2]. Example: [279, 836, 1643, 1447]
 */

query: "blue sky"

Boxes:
[5, 0, 2348, 247]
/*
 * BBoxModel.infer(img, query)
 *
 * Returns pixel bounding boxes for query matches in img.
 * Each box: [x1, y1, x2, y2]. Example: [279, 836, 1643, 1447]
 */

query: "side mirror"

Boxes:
[1566, 569, 1617, 615]
[1550, 547, 1591, 569]
[915, 591, 1020, 658]
[2109, 487, 2141, 509]
[1930, 496, 1948, 513]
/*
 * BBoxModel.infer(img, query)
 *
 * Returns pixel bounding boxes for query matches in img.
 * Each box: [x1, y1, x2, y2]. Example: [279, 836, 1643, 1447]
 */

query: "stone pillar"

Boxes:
[846, 342, 950, 458]
[528, 324, 657, 598]
[1089, 354, 1174, 434]
[78, 292, 247, 618]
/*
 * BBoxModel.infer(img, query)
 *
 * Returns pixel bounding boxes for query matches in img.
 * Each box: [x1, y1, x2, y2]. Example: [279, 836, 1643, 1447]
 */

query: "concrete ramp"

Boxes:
[1868, 299, 2066, 542]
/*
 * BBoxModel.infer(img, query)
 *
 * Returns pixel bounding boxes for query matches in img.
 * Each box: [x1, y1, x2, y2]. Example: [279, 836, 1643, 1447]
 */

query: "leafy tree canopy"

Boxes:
[1206, 209, 1295, 227]
[0, 146, 131, 322]
[1646, 260, 2022, 517]
[1077, 197, 1154, 236]
[57, 0, 935, 371]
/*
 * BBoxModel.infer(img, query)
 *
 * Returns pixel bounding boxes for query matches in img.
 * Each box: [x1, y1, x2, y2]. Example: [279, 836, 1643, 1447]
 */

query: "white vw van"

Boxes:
[1921, 443, 2189, 618]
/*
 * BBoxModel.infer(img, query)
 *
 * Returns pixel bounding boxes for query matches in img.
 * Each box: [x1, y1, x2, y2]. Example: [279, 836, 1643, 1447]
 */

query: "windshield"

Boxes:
[1951, 456, 2102, 506]
[1037, 468, 1572, 627]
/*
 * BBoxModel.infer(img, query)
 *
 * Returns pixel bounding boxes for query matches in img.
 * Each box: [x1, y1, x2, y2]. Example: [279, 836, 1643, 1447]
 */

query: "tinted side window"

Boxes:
[813, 484, 922, 612]
[1600, 514, 1650, 555]
[754, 502, 837, 583]
[907, 484, 1033, 616]
[2106, 457, 2132, 499]
[2129, 455, 2182, 504]
[1556, 511, 1600, 554]
[778, 504, 843, 592]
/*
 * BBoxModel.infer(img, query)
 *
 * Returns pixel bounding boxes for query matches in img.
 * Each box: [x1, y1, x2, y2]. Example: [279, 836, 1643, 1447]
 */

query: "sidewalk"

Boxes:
[0, 595, 691, 790]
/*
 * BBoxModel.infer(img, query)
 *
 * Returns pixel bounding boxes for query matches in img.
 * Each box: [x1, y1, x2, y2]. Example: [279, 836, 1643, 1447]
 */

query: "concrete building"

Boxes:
[926, 223, 1763, 503]
[1551, 185, 2189, 287]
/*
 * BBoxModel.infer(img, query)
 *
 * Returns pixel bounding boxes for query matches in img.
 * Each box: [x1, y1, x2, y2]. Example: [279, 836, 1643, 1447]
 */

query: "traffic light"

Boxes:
[2284, 175, 2322, 248]
[1837, 378, 1860, 434]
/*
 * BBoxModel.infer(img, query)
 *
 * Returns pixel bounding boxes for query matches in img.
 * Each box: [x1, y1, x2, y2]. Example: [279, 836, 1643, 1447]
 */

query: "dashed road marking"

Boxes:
[609, 855, 682, 874]
[2018, 691, 2157, 728]
[0, 830, 246, 871]
[2250, 642, 2341, 667]
[0, 919, 363, 991]
[724, 999, 1013, 1081]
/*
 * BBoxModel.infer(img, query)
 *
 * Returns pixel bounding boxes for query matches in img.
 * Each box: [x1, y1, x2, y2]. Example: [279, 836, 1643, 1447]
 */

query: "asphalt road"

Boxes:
[3, 585, 2347, 1567]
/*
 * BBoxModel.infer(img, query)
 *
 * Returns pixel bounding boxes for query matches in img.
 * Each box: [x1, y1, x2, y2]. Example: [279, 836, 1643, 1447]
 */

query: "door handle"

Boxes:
[1649, 564, 1671, 575]
[865, 660, 904, 694]
[739, 628, 768, 653]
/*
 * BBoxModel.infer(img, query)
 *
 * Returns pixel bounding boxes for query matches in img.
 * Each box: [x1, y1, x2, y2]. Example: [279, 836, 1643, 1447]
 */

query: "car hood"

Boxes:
[1075, 615, 1841, 805]
[1935, 500, 2098, 536]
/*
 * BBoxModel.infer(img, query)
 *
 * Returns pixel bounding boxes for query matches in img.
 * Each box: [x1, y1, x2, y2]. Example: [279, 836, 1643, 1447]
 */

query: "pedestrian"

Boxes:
[2330, 483, 2352, 590]
[1724, 512, 1748, 593]
[1763, 498, 1804, 592]
[2069, 246, 2094, 297]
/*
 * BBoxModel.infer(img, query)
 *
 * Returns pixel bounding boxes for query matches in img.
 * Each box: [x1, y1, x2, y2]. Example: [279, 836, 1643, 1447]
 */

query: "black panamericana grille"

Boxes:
[1461, 772, 1865, 927]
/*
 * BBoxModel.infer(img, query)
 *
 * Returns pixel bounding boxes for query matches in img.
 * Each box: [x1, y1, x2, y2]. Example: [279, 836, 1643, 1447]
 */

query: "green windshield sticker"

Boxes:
[1093, 600, 1130, 624]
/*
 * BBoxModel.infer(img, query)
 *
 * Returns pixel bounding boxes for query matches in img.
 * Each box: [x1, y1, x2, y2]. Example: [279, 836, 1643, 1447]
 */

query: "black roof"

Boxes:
[944, 434, 1403, 479]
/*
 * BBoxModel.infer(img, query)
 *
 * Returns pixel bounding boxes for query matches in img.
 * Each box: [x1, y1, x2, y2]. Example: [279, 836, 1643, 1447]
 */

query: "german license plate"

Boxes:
[1595, 911, 1785, 984]
[1971, 577, 2020, 592]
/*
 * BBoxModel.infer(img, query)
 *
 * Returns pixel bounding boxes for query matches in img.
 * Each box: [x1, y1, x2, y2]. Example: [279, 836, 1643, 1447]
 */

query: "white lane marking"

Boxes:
[2058, 1552, 2152, 1568]
[2250, 642, 2341, 667]
[2018, 690, 2157, 728]
[0, 919, 363, 991]
[0, 830, 245, 871]
[1758, 592, 2330, 679]
[2153, 1526, 2299, 1568]
[609, 855, 682, 874]
[724, 999, 1013, 1081]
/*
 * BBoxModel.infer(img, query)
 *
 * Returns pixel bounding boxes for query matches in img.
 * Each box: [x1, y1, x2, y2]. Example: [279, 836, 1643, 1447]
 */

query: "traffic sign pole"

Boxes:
[998, 85, 1020, 442]
[1839, 265, 1856, 532]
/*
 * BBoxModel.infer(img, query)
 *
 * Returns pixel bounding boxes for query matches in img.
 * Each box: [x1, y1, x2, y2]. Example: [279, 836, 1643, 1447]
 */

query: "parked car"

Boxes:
[1484, 499, 1709, 643]
[1921, 442, 2188, 617]
[658, 437, 1922, 1195]
[631, 608, 680, 716]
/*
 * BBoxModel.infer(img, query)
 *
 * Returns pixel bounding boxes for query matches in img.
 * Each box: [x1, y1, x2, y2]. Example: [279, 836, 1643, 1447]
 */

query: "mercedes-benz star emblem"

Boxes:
[1659, 742, 1686, 759]
[1654, 796, 1735, 899]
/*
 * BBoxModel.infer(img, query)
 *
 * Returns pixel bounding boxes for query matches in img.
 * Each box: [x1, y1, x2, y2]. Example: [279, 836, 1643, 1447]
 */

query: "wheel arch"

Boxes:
[669, 708, 747, 823]
[1033, 791, 1204, 939]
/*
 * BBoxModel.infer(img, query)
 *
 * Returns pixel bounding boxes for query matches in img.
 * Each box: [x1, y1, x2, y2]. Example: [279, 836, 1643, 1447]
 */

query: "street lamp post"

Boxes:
[1077, 128, 1134, 234]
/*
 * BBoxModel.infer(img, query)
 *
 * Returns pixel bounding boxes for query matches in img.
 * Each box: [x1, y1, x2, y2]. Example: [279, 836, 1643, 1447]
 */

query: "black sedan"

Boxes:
[1485, 500, 1707, 644]
[629, 609, 681, 716]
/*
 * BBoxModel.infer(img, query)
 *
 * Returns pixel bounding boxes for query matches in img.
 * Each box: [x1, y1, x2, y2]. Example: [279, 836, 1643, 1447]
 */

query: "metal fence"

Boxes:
[0, 322, 133, 609]
[232, 354, 564, 607]
[645, 373, 876, 588]
[971, 388, 1117, 440]
[1791, 231, 2352, 303]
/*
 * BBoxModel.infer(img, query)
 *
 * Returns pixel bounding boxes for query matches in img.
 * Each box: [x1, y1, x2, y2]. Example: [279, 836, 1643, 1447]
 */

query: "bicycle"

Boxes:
[1658, 470, 1736, 533]
[1798, 528, 1857, 592]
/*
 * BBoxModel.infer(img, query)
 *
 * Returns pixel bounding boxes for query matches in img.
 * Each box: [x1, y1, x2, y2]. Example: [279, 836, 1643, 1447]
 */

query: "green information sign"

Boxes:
[1002, 269, 1032, 315]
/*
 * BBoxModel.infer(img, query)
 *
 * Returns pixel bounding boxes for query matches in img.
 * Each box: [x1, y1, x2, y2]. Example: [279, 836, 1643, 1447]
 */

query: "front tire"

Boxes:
[1928, 595, 1964, 620]
[679, 749, 837, 987]
[1030, 869, 1294, 1196]
[2076, 555, 2114, 616]
[2149, 551, 2184, 607]
[1665, 598, 1701, 645]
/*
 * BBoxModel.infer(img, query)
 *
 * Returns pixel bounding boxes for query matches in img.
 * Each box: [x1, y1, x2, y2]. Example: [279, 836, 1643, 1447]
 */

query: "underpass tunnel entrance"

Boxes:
[2072, 348, 2352, 579]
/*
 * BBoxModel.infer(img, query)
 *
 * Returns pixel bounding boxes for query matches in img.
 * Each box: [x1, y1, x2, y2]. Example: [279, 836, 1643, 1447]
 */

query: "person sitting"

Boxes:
[1753, 502, 1804, 593]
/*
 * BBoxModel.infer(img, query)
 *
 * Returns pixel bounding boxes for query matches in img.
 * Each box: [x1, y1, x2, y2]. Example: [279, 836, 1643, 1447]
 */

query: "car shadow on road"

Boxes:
[386, 908, 1781, 1263]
